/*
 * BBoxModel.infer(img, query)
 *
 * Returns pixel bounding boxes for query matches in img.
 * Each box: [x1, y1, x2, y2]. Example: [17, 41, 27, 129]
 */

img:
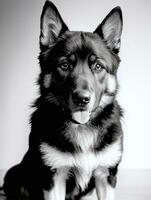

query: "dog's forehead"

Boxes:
[60, 31, 109, 59]
[41, 31, 120, 73]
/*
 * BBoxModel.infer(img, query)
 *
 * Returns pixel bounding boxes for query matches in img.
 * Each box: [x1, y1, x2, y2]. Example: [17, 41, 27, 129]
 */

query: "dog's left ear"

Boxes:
[94, 7, 123, 53]
[40, 1, 68, 50]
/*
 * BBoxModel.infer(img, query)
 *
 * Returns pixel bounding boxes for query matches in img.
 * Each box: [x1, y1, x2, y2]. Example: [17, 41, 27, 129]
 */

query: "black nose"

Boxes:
[72, 91, 90, 106]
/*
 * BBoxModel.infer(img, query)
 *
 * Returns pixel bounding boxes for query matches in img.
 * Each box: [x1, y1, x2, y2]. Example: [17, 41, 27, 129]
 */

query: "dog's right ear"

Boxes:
[40, 1, 68, 50]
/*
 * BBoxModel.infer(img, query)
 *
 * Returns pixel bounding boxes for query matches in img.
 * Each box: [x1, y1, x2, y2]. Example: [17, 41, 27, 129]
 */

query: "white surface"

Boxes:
[0, 0, 151, 170]
[116, 170, 151, 200]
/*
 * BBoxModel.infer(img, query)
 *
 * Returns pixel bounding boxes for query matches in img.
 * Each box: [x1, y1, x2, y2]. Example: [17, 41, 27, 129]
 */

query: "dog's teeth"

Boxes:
[72, 111, 90, 124]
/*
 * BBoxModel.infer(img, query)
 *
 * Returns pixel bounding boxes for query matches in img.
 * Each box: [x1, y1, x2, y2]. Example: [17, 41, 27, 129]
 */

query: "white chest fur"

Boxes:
[40, 137, 122, 190]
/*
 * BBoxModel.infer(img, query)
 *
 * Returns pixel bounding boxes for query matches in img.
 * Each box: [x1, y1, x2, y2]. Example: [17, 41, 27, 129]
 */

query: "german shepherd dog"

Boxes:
[3, 1, 123, 200]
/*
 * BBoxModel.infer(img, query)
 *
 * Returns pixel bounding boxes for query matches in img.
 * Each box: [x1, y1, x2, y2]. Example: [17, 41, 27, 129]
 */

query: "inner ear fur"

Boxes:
[94, 7, 123, 54]
[40, 1, 68, 50]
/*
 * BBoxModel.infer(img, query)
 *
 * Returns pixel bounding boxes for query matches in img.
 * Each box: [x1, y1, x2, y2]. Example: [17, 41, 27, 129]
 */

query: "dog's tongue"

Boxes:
[72, 111, 90, 124]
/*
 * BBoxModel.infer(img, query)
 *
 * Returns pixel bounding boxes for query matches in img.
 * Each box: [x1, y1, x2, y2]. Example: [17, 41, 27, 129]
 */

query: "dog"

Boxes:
[3, 1, 123, 200]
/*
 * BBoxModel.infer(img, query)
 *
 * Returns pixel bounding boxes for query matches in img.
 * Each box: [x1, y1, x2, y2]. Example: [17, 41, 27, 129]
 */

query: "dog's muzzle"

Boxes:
[70, 90, 92, 124]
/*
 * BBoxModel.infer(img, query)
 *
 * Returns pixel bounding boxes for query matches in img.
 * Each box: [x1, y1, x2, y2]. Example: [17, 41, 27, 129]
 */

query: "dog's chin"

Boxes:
[71, 110, 90, 124]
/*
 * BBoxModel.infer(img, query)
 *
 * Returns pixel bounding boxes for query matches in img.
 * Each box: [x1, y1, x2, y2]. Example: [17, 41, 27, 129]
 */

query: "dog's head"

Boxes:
[39, 1, 123, 124]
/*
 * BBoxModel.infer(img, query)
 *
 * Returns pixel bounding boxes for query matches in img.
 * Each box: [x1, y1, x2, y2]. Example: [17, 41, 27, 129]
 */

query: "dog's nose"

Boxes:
[72, 91, 90, 106]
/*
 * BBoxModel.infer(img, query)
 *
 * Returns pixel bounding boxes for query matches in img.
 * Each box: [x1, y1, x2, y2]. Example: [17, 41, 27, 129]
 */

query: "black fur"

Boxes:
[3, 1, 123, 200]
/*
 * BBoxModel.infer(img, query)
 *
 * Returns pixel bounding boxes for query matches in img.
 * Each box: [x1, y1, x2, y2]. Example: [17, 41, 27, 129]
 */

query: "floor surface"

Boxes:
[0, 169, 151, 200]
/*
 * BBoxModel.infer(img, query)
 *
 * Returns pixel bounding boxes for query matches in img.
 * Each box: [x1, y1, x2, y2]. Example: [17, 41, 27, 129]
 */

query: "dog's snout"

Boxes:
[72, 91, 90, 106]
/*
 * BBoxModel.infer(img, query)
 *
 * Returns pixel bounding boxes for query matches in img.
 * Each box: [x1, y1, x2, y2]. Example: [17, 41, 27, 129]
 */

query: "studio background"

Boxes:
[0, 0, 151, 170]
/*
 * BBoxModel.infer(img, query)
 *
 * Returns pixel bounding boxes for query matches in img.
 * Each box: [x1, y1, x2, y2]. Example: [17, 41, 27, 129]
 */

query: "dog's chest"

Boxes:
[67, 124, 99, 152]
[40, 125, 122, 191]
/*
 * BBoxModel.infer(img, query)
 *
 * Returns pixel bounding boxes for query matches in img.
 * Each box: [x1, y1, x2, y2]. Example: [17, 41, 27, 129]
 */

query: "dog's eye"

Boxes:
[94, 63, 102, 72]
[60, 62, 70, 71]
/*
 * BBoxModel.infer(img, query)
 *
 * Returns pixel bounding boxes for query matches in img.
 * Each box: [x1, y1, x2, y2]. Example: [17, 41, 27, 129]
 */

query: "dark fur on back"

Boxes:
[3, 1, 123, 200]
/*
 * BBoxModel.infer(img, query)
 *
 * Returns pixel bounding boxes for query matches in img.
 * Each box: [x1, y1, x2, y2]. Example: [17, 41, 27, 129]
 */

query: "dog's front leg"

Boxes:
[94, 168, 115, 200]
[43, 169, 66, 200]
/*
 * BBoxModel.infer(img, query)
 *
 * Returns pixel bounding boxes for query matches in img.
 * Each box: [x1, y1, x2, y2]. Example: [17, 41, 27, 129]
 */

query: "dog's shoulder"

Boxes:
[94, 100, 123, 151]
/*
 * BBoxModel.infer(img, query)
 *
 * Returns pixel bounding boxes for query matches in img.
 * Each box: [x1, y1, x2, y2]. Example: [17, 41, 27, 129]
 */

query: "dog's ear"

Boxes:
[40, 1, 68, 50]
[94, 7, 123, 53]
